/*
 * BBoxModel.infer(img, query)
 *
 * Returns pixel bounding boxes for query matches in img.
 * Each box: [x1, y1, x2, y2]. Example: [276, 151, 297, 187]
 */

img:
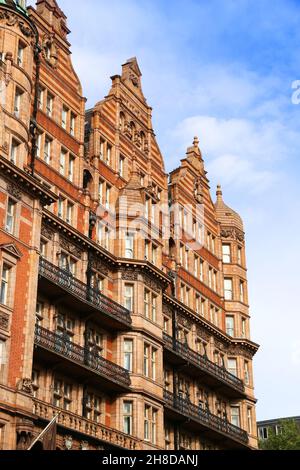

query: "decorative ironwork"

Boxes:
[164, 390, 248, 445]
[39, 258, 131, 327]
[35, 325, 130, 388]
[163, 333, 245, 394]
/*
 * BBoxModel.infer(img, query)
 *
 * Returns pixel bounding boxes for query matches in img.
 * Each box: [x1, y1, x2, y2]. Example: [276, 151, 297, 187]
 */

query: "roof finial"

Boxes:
[216, 184, 223, 200]
[193, 136, 199, 148]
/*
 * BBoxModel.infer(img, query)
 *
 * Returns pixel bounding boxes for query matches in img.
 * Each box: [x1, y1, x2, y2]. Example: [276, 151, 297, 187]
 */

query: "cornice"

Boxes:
[0, 156, 57, 206]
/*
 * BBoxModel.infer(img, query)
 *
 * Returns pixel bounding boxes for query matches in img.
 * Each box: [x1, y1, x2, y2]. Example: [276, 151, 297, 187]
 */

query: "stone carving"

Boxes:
[41, 224, 55, 241]
[177, 314, 192, 329]
[144, 275, 160, 294]
[162, 304, 172, 317]
[228, 345, 254, 359]
[60, 236, 82, 259]
[7, 182, 21, 200]
[18, 378, 34, 395]
[221, 227, 245, 242]
[196, 326, 211, 342]
[194, 177, 204, 204]
[0, 11, 34, 38]
[90, 256, 109, 277]
[0, 312, 9, 330]
[121, 270, 138, 281]
[42, 34, 58, 68]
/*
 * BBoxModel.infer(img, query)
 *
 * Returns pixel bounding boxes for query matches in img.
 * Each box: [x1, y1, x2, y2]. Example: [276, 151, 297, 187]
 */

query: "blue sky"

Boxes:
[29, 0, 300, 420]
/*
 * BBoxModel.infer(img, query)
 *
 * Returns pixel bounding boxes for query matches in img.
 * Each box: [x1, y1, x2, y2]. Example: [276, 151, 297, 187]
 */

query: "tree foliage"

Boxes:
[259, 419, 300, 450]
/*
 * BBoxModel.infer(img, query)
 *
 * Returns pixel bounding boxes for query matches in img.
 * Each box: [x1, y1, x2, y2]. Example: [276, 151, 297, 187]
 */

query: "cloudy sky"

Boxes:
[29, 0, 300, 420]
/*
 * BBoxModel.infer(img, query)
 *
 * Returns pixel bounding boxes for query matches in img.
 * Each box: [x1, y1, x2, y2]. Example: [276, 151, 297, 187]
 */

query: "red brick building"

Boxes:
[0, 0, 259, 450]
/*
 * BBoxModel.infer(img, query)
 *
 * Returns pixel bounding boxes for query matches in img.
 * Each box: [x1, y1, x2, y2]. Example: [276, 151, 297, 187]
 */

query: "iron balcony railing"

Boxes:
[35, 325, 131, 388]
[164, 389, 248, 444]
[39, 257, 131, 327]
[163, 333, 245, 394]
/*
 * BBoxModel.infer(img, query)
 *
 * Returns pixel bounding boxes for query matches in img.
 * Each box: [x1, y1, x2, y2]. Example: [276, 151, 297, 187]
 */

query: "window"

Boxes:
[0, 339, 6, 378]
[83, 392, 102, 423]
[144, 344, 149, 377]
[244, 361, 250, 385]
[151, 295, 157, 323]
[119, 155, 125, 177]
[107, 144, 112, 166]
[5, 198, 16, 234]
[100, 138, 105, 160]
[228, 358, 237, 377]
[91, 272, 104, 292]
[151, 348, 157, 380]
[66, 202, 73, 225]
[222, 244, 231, 263]
[46, 92, 54, 117]
[241, 318, 246, 338]
[124, 285, 133, 311]
[98, 181, 104, 205]
[14, 88, 22, 118]
[36, 132, 42, 158]
[32, 370, 40, 398]
[62, 106, 68, 130]
[247, 408, 252, 434]
[209, 268, 217, 290]
[44, 136, 51, 163]
[230, 407, 240, 428]
[224, 278, 233, 300]
[163, 317, 170, 333]
[259, 427, 268, 440]
[226, 316, 235, 337]
[144, 405, 158, 444]
[52, 378, 72, 411]
[207, 232, 216, 253]
[124, 339, 133, 372]
[17, 41, 25, 67]
[165, 426, 171, 450]
[123, 401, 133, 435]
[105, 185, 111, 210]
[144, 289, 150, 319]
[125, 233, 134, 259]
[10, 139, 19, 164]
[151, 245, 157, 265]
[68, 155, 75, 182]
[60, 149, 67, 175]
[198, 260, 203, 283]
[37, 86, 44, 110]
[58, 198, 64, 219]
[240, 281, 245, 303]
[237, 246, 242, 265]
[70, 113, 76, 137]
[59, 253, 76, 276]
[35, 301, 44, 325]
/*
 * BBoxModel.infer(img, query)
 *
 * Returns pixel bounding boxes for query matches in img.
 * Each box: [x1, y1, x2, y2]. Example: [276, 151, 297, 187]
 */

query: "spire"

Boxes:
[216, 184, 223, 201]
[120, 57, 146, 101]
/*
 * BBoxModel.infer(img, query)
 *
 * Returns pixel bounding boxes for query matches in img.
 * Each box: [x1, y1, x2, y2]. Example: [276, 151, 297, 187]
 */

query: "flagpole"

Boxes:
[27, 412, 61, 450]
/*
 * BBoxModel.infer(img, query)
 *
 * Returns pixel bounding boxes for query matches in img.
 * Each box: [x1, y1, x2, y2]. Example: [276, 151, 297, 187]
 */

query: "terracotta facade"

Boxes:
[0, 0, 259, 450]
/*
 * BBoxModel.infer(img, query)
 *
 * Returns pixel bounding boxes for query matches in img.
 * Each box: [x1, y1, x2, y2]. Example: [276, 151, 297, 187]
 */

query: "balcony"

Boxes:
[163, 333, 245, 398]
[33, 399, 141, 450]
[164, 390, 249, 448]
[35, 326, 130, 392]
[38, 257, 131, 330]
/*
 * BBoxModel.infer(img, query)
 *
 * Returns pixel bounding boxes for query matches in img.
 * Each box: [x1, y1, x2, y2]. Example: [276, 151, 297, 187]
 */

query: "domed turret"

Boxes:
[215, 185, 244, 232]
[0, 0, 28, 15]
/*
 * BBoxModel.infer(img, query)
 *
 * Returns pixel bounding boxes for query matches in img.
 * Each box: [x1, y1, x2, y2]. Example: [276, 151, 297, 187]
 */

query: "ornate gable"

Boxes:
[0, 243, 22, 258]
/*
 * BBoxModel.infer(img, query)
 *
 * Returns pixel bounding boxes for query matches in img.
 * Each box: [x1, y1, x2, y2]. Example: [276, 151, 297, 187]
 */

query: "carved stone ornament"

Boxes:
[42, 34, 58, 68]
[144, 274, 160, 294]
[162, 303, 172, 317]
[7, 182, 21, 200]
[90, 256, 109, 277]
[177, 314, 192, 330]
[194, 177, 204, 204]
[41, 224, 55, 241]
[0, 312, 9, 330]
[121, 270, 138, 282]
[221, 227, 245, 242]
[196, 326, 211, 343]
[18, 378, 34, 395]
[0, 11, 34, 39]
[60, 236, 82, 259]
[228, 345, 254, 360]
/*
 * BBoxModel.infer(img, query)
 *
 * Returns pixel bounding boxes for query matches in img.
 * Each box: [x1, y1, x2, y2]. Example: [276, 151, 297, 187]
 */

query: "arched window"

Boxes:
[120, 112, 125, 132]
[130, 122, 136, 140]
[140, 131, 146, 150]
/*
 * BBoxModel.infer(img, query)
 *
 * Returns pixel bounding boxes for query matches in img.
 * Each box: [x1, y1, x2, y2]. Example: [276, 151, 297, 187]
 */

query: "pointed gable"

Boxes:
[0, 243, 22, 259]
